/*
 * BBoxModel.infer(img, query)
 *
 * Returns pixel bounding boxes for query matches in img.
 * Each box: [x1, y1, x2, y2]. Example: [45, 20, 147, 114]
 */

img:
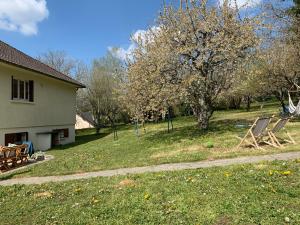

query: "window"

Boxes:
[5, 132, 28, 146]
[59, 129, 69, 139]
[11, 77, 34, 102]
[53, 128, 69, 141]
[19, 80, 25, 99]
[63, 129, 69, 138]
[12, 79, 18, 99]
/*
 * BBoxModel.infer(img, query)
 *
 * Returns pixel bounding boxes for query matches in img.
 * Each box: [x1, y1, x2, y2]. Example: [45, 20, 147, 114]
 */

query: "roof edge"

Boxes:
[0, 59, 86, 88]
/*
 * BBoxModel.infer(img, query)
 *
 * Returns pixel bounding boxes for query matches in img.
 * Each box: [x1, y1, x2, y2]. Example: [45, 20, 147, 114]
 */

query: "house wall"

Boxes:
[0, 62, 78, 150]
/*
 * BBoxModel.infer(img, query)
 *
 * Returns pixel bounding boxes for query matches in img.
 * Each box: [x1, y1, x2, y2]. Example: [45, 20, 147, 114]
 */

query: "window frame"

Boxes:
[11, 77, 34, 102]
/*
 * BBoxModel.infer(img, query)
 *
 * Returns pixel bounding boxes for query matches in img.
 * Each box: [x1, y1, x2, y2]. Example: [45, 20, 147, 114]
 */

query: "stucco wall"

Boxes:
[0, 62, 78, 149]
[0, 125, 75, 151]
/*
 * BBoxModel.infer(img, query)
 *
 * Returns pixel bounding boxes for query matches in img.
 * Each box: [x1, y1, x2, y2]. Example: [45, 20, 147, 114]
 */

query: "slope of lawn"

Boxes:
[1, 102, 300, 179]
[0, 160, 299, 225]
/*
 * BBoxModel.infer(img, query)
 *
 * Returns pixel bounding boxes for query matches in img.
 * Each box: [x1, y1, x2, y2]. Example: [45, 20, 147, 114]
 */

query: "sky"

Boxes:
[0, 0, 291, 65]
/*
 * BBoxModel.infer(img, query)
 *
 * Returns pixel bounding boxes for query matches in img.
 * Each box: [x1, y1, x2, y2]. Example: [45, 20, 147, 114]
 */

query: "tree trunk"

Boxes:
[274, 90, 286, 112]
[108, 115, 118, 140]
[135, 119, 139, 137]
[167, 106, 174, 133]
[142, 121, 146, 133]
[245, 96, 251, 112]
[192, 100, 213, 130]
[96, 127, 100, 134]
[229, 96, 242, 109]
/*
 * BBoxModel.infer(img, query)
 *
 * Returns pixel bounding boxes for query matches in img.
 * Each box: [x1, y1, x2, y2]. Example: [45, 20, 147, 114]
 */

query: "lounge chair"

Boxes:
[267, 117, 296, 147]
[236, 116, 273, 149]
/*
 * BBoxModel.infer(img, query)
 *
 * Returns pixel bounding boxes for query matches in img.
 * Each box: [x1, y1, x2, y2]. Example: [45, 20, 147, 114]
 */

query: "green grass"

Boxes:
[1, 102, 299, 179]
[0, 159, 299, 224]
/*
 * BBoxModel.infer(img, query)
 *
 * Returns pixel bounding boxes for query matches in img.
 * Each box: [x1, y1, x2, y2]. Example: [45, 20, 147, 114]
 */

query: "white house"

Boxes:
[0, 40, 85, 150]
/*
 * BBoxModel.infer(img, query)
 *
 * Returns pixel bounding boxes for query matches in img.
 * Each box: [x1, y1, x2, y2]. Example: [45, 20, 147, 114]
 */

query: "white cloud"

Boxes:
[219, 0, 261, 8]
[108, 44, 136, 61]
[0, 0, 49, 36]
[109, 26, 160, 61]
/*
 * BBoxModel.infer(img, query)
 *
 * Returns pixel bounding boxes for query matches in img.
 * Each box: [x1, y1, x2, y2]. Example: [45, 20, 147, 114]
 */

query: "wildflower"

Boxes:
[144, 193, 151, 200]
[224, 172, 231, 177]
[72, 203, 80, 208]
[268, 170, 273, 176]
[186, 177, 193, 182]
[284, 216, 290, 223]
[281, 171, 292, 176]
[91, 197, 99, 204]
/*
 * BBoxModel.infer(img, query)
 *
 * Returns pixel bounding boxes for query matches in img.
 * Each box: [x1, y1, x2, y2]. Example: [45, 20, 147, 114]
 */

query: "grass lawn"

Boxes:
[0, 159, 299, 224]
[1, 102, 299, 179]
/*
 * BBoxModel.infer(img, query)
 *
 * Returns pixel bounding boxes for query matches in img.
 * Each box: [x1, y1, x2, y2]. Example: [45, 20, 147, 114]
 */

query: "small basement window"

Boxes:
[53, 128, 69, 140]
[11, 77, 34, 102]
[5, 132, 28, 146]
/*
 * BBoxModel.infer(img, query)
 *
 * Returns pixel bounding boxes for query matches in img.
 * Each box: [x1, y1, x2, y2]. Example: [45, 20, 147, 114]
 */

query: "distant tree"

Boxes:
[260, 40, 300, 109]
[289, 0, 300, 16]
[37, 50, 76, 76]
[84, 51, 125, 137]
[125, 28, 182, 132]
[259, 0, 300, 108]
[74, 62, 90, 114]
[222, 60, 267, 111]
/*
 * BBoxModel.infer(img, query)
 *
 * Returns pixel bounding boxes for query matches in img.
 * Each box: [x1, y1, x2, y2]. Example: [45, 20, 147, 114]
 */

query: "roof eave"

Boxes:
[0, 59, 86, 88]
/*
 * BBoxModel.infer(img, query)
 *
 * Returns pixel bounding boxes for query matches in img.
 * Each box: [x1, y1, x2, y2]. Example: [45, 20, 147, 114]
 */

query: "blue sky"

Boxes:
[0, 0, 292, 64]
[0, 0, 169, 64]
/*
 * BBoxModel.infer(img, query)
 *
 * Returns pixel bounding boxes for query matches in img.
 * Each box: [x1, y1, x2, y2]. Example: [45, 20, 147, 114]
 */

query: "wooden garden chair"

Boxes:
[267, 117, 296, 147]
[236, 116, 273, 149]
[16, 144, 29, 163]
[2, 147, 19, 168]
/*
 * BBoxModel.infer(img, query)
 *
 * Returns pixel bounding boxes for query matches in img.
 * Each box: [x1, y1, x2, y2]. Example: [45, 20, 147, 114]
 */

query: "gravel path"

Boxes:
[1, 151, 299, 186]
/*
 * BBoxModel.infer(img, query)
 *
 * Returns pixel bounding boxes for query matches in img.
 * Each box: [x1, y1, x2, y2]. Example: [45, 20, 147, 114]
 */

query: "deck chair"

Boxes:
[236, 116, 273, 149]
[267, 117, 295, 147]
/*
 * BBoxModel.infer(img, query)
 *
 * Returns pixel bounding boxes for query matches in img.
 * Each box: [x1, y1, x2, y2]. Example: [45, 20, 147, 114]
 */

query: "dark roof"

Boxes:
[79, 112, 95, 125]
[0, 40, 85, 88]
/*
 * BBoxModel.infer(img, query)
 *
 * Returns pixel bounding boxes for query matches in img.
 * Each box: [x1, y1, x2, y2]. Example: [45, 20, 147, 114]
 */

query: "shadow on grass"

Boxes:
[0, 169, 31, 181]
[51, 132, 111, 151]
[145, 118, 252, 144]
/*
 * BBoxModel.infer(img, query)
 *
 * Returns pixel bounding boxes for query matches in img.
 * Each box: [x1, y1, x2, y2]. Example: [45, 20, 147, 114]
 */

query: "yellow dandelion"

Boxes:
[224, 173, 231, 177]
[186, 177, 193, 182]
[268, 170, 273, 176]
[144, 193, 151, 200]
[281, 171, 292, 176]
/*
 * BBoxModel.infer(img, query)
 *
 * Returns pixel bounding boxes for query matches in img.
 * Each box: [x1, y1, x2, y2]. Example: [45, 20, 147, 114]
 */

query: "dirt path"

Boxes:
[1, 151, 299, 186]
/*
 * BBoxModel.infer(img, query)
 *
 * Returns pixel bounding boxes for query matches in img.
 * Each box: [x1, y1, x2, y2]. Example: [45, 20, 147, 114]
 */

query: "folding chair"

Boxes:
[236, 116, 273, 149]
[267, 117, 296, 147]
